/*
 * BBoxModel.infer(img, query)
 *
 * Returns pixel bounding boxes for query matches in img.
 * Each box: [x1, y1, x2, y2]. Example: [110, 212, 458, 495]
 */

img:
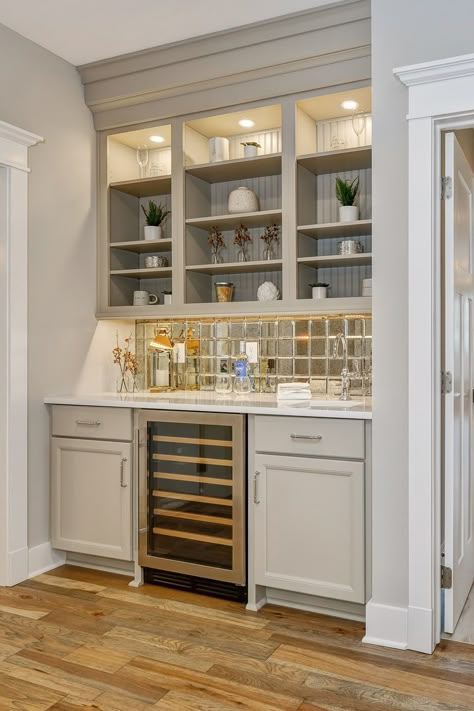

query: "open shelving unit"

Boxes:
[99, 86, 373, 317]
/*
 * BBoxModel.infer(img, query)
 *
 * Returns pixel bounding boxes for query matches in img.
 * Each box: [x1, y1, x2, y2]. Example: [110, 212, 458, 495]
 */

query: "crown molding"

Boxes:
[78, 0, 371, 130]
[0, 120, 43, 147]
[394, 53, 474, 87]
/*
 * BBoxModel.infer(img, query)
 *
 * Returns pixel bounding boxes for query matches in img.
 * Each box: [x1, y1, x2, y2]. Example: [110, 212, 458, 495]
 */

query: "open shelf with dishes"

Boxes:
[106, 123, 174, 309]
[295, 88, 372, 303]
[98, 87, 373, 316]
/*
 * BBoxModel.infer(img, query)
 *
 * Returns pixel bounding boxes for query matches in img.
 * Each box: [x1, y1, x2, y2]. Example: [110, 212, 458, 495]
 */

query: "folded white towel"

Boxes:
[278, 382, 310, 392]
[277, 391, 312, 401]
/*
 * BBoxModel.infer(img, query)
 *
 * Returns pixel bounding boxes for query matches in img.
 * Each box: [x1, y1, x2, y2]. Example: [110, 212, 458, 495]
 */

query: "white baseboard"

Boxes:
[408, 604, 436, 653]
[28, 543, 66, 578]
[5, 546, 29, 586]
[363, 600, 408, 649]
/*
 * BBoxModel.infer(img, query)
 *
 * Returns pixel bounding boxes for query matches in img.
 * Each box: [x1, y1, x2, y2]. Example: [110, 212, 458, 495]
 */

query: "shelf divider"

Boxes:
[297, 146, 372, 174]
[298, 219, 372, 239]
[185, 153, 282, 183]
[186, 209, 282, 231]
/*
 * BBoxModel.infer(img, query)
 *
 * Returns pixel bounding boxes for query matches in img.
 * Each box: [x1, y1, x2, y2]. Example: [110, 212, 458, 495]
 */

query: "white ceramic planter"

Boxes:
[243, 144, 259, 158]
[228, 186, 259, 214]
[208, 137, 229, 163]
[144, 225, 162, 241]
[339, 205, 359, 223]
[312, 286, 328, 299]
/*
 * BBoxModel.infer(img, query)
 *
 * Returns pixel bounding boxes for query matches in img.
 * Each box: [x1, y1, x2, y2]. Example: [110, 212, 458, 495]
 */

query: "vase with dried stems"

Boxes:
[113, 332, 139, 393]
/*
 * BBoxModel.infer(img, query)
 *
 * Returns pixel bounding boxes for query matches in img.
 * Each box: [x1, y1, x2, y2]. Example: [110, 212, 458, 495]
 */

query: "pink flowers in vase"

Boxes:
[113, 332, 139, 393]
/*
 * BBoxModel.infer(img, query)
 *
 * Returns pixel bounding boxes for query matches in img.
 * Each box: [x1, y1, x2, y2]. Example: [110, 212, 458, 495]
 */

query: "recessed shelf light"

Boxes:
[341, 100, 359, 111]
[238, 119, 255, 128]
[150, 135, 165, 143]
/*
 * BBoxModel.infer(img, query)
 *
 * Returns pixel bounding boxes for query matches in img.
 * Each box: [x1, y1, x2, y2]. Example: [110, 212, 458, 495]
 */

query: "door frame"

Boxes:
[395, 54, 474, 653]
[0, 120, 42, 586]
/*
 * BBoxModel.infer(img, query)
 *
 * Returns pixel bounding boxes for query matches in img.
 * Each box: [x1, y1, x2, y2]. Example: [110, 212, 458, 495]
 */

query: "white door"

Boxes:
[443, 132, 474, 633]
[253, 453, 365, 603]
[51, 438, 132, 561]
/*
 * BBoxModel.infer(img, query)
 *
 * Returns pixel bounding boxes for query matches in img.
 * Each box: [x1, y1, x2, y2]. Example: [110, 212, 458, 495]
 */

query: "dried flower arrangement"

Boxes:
[113, 332, 139, 393]
[260, 223, 280, 246]
[208, 225, 225, 263]
[234, 223, 252, 247]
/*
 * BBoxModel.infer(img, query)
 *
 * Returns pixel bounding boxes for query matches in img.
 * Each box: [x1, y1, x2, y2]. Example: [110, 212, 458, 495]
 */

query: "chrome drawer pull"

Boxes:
[290, 433, 323, 441]
[75, 420, 101, 426]
[253, 471, 260, 504]
[120, 458, 128, 488]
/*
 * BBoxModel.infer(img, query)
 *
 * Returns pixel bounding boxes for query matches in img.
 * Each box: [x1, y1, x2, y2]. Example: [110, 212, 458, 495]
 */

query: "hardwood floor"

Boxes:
[0, 566, 473, 710]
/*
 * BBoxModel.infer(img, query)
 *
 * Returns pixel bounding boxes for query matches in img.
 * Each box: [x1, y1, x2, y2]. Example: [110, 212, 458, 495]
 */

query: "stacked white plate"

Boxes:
[362, 278, 372, 297]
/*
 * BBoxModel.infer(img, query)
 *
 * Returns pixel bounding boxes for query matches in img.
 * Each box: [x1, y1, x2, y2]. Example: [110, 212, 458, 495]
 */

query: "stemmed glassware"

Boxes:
[136, 145, 149, 178]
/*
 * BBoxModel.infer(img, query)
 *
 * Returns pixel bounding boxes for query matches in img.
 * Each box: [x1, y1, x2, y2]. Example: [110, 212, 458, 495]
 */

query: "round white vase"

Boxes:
[228, 186, 259, 214]
[312, 286, 328, 299]
[339, 205, 359, 223]
[144, 225, 162, 241]
[243, 145, 259, 158]
[208, 137, 229, 163]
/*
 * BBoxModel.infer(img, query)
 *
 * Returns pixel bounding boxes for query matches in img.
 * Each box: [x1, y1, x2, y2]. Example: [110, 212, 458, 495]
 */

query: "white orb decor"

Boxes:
[257, 281, 280, 301]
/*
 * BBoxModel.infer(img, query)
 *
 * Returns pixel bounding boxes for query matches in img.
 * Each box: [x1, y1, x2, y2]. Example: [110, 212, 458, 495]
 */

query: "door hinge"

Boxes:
[441, 176, 453, 200]
[441, 565, 453, 589]
[441, 370, 453, 394]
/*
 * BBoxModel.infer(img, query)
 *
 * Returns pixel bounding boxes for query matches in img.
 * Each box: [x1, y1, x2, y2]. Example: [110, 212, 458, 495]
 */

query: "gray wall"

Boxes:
[0, 24, 97, 549]
[372, 0, 474, 613]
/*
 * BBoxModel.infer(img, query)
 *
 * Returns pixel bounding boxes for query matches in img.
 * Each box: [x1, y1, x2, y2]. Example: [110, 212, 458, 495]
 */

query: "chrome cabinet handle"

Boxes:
[120, 458, 128, 488]
[290, 434, 323, 441]
[75, 420, 101, 426]
[253, 471, 260, 504]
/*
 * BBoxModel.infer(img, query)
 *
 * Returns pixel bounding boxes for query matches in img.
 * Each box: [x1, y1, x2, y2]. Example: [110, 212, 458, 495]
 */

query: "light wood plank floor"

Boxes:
[0, 566, 473, 710]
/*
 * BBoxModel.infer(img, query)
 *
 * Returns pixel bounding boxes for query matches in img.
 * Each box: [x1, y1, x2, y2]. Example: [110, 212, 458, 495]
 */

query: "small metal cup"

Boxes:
[338, 239, 363, 255]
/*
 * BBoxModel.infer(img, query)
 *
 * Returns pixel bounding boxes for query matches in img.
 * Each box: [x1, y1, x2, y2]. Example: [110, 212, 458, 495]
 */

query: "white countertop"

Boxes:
[44, 391, 372, 420]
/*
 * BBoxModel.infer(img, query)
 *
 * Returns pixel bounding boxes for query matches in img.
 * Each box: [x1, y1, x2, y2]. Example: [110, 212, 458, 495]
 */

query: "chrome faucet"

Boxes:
[333, 332, 351, 401]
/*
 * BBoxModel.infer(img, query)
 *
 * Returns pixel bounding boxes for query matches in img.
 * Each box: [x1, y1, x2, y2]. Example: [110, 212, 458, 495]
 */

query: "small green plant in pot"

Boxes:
[335, 176, 359, 223]
[241, 141, 261, 158]
[309, 282, 330, 299]
[141, 200, 171, 240]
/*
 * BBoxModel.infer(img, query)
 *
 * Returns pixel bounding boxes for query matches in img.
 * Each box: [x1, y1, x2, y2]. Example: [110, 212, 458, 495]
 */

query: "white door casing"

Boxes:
[443, 133, 474, 633]
[394, 54, 474, 653]
[0, 121, 42, 586]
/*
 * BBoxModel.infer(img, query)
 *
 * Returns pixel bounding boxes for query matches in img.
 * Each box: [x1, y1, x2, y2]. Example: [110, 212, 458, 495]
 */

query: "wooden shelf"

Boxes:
[186, 259, 282, 275]
[110, 267, 172, 278]
[109, 175, 172, 197]
[298, 253, 372, 268]
[298, 220, 372, 239]
[297, 146, 372, 175]
[185, 154, 282, 183]
[152, 527, 233, 546]
[109, 238, 172, 253]
[155, 509, 232, 526]
[186, 209, 282, 231]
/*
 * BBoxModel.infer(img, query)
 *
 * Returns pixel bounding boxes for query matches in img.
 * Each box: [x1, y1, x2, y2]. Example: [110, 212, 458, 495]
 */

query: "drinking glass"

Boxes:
[215, 374, 232, 395]
[136, 145, 149, 178]
[233, 375, 251, 395]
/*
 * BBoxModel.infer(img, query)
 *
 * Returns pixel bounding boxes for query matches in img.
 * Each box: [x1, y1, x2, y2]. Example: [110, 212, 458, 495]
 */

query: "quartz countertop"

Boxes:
[44, 391, 372, 420]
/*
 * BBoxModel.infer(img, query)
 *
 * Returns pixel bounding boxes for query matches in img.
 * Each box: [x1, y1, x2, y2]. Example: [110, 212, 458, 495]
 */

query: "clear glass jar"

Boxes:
[233, 375, 251, 395]
[215, 374, 232, 394]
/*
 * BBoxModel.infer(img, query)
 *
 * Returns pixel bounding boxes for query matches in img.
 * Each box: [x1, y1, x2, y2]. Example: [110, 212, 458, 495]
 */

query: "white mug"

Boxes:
[133, 290, 158, 306]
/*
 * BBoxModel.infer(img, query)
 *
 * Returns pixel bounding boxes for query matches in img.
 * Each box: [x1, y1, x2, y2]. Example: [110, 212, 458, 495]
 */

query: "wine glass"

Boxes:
[136, 145, 149, 178]
[351, 112, 366, 139]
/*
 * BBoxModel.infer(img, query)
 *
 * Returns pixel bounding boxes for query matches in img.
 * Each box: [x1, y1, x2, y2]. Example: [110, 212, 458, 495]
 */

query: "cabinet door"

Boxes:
[254, 454, 365, 603]
[51, 438, 132, 560]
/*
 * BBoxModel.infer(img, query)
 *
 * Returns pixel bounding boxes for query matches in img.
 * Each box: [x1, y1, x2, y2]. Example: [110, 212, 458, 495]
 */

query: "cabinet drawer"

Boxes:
[51, 405, 133, 441]
[255, 415, 364, 459]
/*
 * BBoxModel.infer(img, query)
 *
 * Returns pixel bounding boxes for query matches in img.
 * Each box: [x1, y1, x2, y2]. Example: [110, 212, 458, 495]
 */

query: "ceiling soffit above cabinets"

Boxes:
[78, 0, 371, 131]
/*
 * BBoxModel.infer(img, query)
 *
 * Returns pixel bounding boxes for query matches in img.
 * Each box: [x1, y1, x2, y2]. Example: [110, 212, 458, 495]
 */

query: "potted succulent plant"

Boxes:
[141, 200, 171, 240]
[335, 176, 359, 222]
[241, 141, 261, 158]
[310, 282, 330, 299]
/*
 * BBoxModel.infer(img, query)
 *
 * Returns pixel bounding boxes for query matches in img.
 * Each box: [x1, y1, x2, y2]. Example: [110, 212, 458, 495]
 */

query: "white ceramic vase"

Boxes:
[208, 137, 229, 163]
[144, 225, 162, 241]
[243, 144, 259, 158]
[339, 205, 359, 223]
[228, 186, 259, 214]
[312, 286, 328, 299]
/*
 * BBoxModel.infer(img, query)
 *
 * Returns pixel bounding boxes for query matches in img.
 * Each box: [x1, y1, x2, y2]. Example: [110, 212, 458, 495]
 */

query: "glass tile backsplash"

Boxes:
[135, 315, 372, 395]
